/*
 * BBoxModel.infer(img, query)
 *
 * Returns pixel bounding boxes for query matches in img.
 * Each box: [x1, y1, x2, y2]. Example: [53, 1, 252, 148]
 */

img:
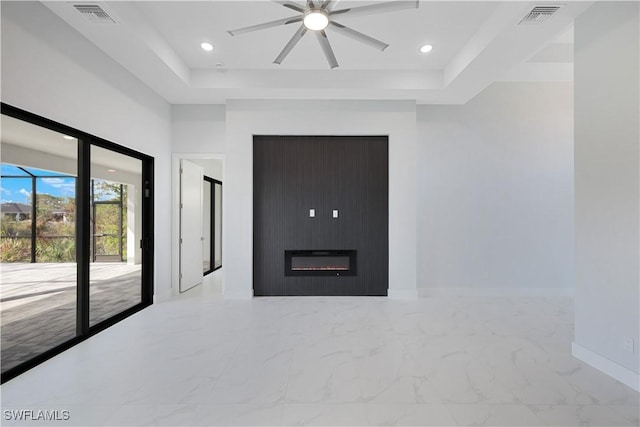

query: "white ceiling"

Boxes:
[1, 115, 142, 178]
[136, 1, 499, 70]
[1, 115, 77, 162]
[42, 0, 591, 104]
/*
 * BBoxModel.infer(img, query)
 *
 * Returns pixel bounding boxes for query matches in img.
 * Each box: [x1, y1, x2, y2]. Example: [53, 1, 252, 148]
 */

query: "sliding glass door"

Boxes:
[0, 116, 78, 374]
[0, 103, 153, 383]
[89, 146, 144, 326]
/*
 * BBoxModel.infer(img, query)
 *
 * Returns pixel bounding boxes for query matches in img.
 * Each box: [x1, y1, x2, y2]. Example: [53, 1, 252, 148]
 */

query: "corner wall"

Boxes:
[1, 2, 173, 299]
[417, 82, 575, 295]
[573, 2, 640, 389]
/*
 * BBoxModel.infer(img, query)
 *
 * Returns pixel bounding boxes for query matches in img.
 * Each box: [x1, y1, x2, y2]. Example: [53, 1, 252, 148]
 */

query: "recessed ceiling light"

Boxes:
[201, 42, 214, 52]
[107, 169, 117, 173]
[63, 135, 74, 140]
[420, 44, 433, 54]
[304, 10, 329, 31]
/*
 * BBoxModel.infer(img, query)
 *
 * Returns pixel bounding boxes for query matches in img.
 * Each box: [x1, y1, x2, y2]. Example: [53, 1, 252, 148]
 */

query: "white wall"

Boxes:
[171, 105, 226, 154]
[573, 2, 640, 389]
[225, 100, 418, 299]
[1, 2, 173, 299]
[417, 82, 574, 295]
[190, 159, 223, 182]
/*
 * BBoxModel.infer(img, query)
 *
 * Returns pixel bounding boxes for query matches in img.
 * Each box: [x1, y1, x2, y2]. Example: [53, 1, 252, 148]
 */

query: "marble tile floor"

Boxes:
[0, 292, 638, 426]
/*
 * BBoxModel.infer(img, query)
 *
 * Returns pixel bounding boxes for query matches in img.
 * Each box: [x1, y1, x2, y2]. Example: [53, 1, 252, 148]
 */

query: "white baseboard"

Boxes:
[153, 291, 173, 303]
[418, 287, 575, 298]
[572, 342, 640, 391]
[388, 288, 419, 299]
[223, 289, 254, 299]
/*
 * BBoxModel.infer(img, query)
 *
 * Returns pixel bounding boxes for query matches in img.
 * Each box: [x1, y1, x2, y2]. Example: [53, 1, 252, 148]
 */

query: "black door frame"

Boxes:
[0, 103, 155, 384]
[203, 176, 223, 276]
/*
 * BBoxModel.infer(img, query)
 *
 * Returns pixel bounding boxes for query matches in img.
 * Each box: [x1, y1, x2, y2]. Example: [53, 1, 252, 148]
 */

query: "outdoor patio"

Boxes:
[1, 262, 142, 374]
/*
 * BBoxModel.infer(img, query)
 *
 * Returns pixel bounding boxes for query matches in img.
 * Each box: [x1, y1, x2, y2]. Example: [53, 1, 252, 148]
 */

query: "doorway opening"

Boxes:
[177, 157, 223, 293]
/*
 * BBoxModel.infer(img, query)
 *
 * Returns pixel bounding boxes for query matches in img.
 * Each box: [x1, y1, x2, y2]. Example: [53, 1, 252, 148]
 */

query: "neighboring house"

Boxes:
[1, 203, 31, 221]
[0, 203, 69, 223]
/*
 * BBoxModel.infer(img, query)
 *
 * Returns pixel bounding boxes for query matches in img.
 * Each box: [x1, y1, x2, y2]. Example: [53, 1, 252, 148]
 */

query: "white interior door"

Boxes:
[180, 159, 204, 292]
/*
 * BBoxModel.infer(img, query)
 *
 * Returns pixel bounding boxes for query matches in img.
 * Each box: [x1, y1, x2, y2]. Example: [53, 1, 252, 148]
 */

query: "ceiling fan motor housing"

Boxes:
[303, 8, 330, 31]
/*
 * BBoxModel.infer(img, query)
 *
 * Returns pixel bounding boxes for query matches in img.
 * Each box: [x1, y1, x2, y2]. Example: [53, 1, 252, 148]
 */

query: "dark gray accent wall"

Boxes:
[253, 135, 388, 296]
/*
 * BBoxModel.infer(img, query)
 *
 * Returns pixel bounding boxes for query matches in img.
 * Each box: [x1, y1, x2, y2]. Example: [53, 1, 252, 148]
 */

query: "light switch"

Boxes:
[333, 209, 339, 218]
[309, 209, 315, 218]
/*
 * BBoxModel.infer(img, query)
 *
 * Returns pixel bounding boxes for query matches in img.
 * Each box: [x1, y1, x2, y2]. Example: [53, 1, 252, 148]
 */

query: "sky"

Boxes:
[1, 164, 76, 204]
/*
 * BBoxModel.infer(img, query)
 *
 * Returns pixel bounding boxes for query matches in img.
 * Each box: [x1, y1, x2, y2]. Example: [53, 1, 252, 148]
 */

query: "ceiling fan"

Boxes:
[228, 0, 420, 69]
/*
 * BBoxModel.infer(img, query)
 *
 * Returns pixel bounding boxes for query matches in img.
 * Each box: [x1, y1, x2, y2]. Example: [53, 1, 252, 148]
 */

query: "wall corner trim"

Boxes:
[388, 289, 419, 299]
[572, 342, 640, 391]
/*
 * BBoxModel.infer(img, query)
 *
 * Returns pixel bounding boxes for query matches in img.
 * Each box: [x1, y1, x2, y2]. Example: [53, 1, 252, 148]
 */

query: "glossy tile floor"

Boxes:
[1, 288, 638, 426]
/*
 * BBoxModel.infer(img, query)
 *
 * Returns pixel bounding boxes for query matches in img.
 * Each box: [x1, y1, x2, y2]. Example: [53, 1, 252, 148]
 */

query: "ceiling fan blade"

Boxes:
[321, 0, 342, 11]
[330, 0, 419, 18]
[329, 21, 389, 51]
[274, 24, 308, 64]
[316, 30, 339, 69]
[272, 1, 306, 13]
[228, 15, 303, 36]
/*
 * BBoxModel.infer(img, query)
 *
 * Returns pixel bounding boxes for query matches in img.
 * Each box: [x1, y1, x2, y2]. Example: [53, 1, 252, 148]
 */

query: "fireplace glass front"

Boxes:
[285, 250, 357, 276]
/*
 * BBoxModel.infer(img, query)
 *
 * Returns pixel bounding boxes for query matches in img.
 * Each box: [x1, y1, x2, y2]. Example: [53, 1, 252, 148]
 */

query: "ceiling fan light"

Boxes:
[304, 11, 329, 31]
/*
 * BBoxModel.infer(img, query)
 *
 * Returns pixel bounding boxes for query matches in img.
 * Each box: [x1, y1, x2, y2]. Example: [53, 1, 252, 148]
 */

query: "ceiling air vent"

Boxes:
[519, 5, 562, 25]
[73, 4, 117, 24]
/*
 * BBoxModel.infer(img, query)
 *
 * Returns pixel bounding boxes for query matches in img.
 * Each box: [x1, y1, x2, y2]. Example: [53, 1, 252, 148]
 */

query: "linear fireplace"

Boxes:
[285, 250, 357, 276]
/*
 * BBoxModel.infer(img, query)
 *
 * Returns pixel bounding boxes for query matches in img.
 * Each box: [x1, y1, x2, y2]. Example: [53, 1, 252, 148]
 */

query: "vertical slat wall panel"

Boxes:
[253, 136, 388, 296]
